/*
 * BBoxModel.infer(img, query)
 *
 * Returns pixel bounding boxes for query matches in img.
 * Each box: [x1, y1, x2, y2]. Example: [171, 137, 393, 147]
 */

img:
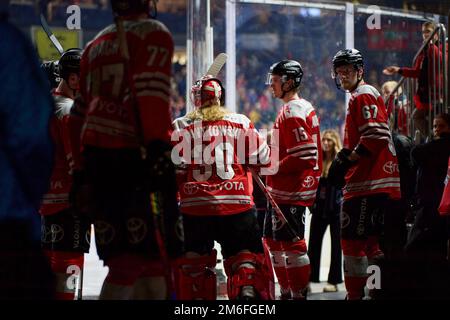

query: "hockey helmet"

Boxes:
[266, 59, 303, 88]
[331, 49, 364, 91]
[191, 75, 225, 108]
[58, 48, 82, 81]
[331, 49, 364, 76]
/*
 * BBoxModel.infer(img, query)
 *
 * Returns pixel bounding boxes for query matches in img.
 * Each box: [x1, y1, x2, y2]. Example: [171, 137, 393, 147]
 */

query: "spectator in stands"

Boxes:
[406, 113, 450, 297]
[308, 129, 343, 293]
[381, 80, 408, 135]
[383, 21, 443, 140]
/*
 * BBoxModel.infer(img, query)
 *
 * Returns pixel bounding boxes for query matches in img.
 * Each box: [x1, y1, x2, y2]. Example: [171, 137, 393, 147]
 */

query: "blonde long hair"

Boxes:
[186, 101, 230, 122]
[321, 129, 342, 178]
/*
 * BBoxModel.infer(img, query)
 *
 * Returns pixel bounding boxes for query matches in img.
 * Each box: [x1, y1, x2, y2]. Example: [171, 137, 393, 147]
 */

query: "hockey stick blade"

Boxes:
[206, 53, 228, 77]
[40, 14, 64, 55]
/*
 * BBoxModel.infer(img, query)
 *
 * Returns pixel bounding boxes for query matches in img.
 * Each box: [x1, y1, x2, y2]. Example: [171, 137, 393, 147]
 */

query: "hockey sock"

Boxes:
[133, 259, 167, 299]
[44, 250, 84, 300]
[264, 238, 289, 296]
[100, 254, 144, 300]
[283, 239, 310, 299]
[342, 239, 368, 300]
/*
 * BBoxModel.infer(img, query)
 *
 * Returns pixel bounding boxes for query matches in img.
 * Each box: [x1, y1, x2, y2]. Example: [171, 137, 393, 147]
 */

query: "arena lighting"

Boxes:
[239, 0, 345, 11]
[356, 7, 427, 20]
[299, 8, 322, 17]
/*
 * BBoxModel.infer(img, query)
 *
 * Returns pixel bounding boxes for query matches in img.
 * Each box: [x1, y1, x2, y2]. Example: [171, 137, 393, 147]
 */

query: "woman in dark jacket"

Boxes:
[308, 129, 343, 292]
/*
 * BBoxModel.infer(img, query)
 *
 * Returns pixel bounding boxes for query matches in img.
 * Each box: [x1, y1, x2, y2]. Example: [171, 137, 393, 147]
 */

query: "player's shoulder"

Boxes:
[126, 19, 171, 39]
[53, 95, 73, 119]
[172, 115, 192, 130]
[282, 98, 315, 120]
[91, 19, 171, 43]
[222, 113, 252, 128]
[352, 84, 381, 100]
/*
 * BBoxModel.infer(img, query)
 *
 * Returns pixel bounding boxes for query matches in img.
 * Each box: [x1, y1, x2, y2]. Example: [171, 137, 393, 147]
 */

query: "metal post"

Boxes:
[345, 2, 354, 109]
[226, 0, 236, 113]
[205, 0, 214, 69]
[447, 10, 450, 112]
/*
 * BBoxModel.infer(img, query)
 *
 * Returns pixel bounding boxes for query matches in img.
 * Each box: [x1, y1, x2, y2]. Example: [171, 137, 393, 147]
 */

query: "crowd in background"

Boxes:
[8, 1, 442, 134]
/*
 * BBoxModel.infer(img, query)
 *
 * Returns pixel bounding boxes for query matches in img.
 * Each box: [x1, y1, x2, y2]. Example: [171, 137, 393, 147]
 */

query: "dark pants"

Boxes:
[182, 208, 263, 259]
[0, 220, 56, 299]
[308, 213, 343, 284]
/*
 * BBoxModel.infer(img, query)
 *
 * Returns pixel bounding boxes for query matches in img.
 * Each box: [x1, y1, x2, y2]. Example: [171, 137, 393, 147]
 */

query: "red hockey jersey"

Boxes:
[438, 156, 450, 216]
[266, 98, 322, 206]
[40, 92, 73, 215]
[173, 113, 270, 216]
[68, 18, 173, 169]
[343, 84, 401, 200]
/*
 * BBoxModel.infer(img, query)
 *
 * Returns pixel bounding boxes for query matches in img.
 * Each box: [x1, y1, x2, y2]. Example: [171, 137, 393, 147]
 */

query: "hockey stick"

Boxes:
[205, 53, 228, 77]
[40, 13, 64, 55]
[248, 167, 301, 242]
[115, 16, 176, 299]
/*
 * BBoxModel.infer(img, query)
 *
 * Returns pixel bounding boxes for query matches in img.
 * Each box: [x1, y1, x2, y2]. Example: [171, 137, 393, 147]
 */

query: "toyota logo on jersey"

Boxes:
[341, 211, 350, 229]
[49, 224, 64, 243]
[127, 218, 148, 245]
[302, 176, 315, 188]
[95, 220, 116, 245]
[383, 161, 399, 174]
[183, 183, 199, 195]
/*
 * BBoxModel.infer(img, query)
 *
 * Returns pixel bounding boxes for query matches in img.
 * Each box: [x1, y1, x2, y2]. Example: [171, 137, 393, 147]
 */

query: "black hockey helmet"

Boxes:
[331, 49, 364, 91]
[58, 48, 82, 81]
[332, 49, 364, 74]
[266, 59, 303, 88]
[110, 0, 157, 17]
[40, 60, 60, 89]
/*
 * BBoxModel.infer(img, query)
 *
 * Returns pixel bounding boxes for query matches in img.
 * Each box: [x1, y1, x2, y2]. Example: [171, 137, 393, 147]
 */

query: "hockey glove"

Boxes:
[145, 140, 177, 193]
[327, 149, 355, 188]
[69, 170, 94, 215]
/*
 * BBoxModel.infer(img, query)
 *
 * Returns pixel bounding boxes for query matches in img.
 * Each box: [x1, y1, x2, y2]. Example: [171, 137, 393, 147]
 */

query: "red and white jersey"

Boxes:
[173, 113, 270, 216]
[40, 92, 73, 215]
[266, 98, 322, 206]
[343, 84, 401, 200]
[69, 18, 173, 168]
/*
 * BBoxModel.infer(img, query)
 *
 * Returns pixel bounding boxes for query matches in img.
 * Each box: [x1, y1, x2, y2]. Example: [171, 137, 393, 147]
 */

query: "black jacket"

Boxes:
[311, 177, 342, 220]
[411, 132, 450, 206]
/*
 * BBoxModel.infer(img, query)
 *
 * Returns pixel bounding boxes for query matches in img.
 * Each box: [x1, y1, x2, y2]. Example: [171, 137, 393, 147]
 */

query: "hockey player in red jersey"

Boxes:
[172, 77, 274, 300]
[329, 49, 401, 300]
[40, 48, 91, 300]
[68, 0, 182, 299]
[263, 60, 322, 300]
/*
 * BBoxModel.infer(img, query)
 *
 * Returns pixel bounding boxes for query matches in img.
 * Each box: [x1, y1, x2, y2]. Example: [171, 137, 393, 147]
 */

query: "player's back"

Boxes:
[173, 112, 269, 216]
[79, 18, 173, 150]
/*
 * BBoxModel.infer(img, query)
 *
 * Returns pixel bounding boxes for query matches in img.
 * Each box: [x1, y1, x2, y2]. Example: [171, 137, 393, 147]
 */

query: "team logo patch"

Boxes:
[383, 161, 399, 174]
[45, 224, 65, 243]
[302, 176, 315, 188]
[127, 218, 148, 244]
[290, 206, 297, 214]
[183, 183, 198, 195]
[94, 220, 116, 246]
[272, 211, 286, 232]
[341, 211, 350, 229]
[41, 225, 52, 244]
